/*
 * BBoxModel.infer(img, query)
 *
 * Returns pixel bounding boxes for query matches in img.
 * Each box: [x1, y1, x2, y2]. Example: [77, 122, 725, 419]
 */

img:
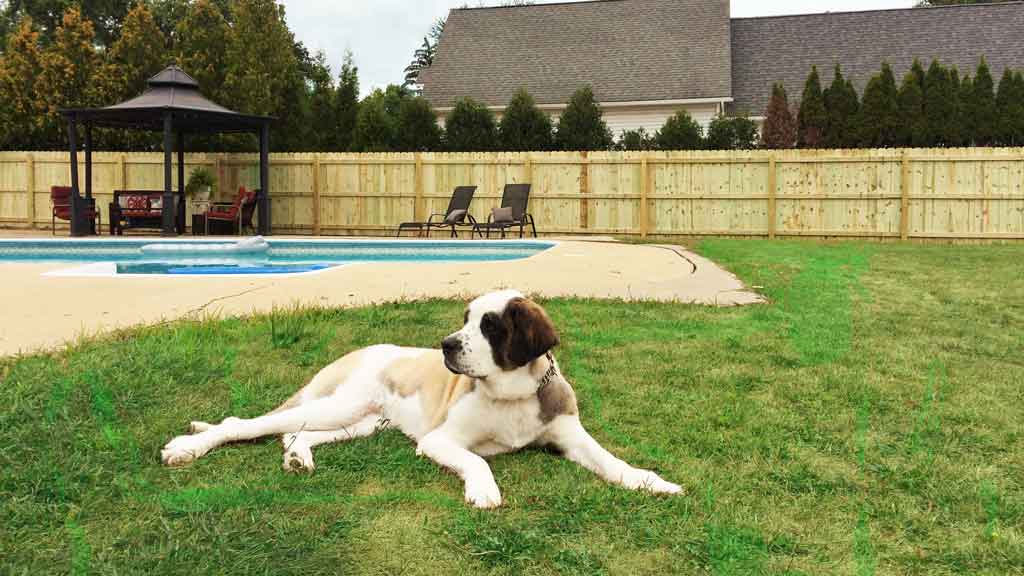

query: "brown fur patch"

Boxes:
[538, 375, 578, 424]
[502, 297, 560, 368]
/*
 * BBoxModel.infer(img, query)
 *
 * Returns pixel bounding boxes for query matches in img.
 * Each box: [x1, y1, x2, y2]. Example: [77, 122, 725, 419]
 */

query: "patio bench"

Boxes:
[109, 190, 183, 235]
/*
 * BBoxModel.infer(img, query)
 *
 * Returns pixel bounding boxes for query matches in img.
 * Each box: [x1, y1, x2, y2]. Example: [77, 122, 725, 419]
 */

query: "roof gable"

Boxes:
[422, 0, 732, 108]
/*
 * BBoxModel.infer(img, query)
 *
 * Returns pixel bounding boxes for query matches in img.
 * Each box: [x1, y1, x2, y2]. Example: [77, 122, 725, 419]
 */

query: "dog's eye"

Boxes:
[480, 313, 495, 331]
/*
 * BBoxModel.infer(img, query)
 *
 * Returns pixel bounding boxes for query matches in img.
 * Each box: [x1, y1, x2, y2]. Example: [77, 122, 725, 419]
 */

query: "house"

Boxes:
[420, 0, 1024, 136]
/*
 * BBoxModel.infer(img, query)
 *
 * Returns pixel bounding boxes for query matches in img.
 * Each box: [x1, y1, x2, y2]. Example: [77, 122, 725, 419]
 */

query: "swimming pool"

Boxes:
[0, 238, 555, 276]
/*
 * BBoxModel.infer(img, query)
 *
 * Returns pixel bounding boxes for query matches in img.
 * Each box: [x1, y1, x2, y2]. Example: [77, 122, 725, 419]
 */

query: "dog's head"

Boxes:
[442, 290, 559, 379]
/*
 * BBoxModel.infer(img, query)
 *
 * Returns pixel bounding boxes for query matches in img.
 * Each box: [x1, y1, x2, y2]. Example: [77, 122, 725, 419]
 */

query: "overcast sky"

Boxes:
[279, 0, 917, 98]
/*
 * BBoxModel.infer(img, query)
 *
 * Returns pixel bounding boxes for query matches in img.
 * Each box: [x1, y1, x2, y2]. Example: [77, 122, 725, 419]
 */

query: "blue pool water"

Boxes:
[0, 238, 554, 275]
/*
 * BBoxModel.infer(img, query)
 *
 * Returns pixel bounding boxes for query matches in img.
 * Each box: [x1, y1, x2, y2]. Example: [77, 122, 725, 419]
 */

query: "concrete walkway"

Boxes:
[0, 240, 763, 357]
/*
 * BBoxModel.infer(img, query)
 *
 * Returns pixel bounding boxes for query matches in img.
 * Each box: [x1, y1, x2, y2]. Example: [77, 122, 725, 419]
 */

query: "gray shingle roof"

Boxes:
[730, 3, 1024, 115]
[421, 0, 732, 108]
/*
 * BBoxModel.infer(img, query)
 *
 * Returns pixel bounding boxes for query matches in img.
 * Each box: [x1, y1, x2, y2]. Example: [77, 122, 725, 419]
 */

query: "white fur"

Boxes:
[161, 290, 681, 508]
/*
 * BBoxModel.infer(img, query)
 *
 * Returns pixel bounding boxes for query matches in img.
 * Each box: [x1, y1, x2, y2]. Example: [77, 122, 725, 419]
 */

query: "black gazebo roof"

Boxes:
[61, 65, 272, 133]
[61, 65, 272, 237]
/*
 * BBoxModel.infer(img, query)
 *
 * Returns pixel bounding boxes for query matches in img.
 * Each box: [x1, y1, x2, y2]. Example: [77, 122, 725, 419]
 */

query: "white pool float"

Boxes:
[140, 236, 270, 256]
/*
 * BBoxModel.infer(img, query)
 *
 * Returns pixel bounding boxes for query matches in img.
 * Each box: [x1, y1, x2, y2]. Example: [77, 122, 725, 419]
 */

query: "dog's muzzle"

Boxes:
[441, 336, 464, 373]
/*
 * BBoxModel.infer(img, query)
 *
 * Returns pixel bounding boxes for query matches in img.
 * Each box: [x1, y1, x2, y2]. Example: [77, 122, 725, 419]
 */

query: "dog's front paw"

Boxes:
[622, 468, 682, 495]
[464, 477, 502, 509]
[161, 434, 207, 466]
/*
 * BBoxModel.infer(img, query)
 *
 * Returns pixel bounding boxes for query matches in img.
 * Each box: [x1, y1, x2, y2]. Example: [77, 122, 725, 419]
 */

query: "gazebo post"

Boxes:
[84, 122, 94, 234]
[162, 113, 175, 236]
[67, 116, 83, 237]
[258, 123, 270, 235]
[176, 130, 185, 234]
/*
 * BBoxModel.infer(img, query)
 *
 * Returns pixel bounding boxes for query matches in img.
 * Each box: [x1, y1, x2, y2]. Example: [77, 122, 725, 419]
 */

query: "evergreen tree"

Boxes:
[921, 59, 950, 145]
[351, 89, 397, 152]
[395, 97, 442, 151]
[334, 50, 360, 151]
[857, 62, 900, 147]
[897, 70, 927, 147]
[444, 97, 499, 151]
[175, 0, 231, 106]
[823, 64, 859, 148]
[797, 65, 827, 148]
[955, 72, 973, 146]
[655, 109, 704, 150]
[970, 58, 998, 146]
[224, 0, 302, 147]
[107, 3, 167, 101]
[761, 82, 796, 149]
[554, 86, 613, 151]
[0, 17, 44, 149]
[994, 69, 1024, 146]
[307, 51, 337, 151]
[36, 7, 102, 147]
[499, 88, 553, 151]
[910, 59, 926, 92]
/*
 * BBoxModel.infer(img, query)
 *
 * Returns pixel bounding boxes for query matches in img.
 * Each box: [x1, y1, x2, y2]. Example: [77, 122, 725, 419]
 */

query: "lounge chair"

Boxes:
[396, 185, 479, 238]
[475, 183, 537, 239]
[205, 186, 257, 235]
[51, 186, 100, 235]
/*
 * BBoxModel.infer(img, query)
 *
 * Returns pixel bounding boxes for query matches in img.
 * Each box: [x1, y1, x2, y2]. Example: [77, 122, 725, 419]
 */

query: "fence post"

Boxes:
[414, 153, 425, 222]
[767, 154, 777, 239]
[25, 154, 35, 229]
[639, 154, 649, 239]
[213, 155, 222, 201]
[900, 151, 910, 241]
[312, 154, 321, 236]
[579, 152, 589, 230]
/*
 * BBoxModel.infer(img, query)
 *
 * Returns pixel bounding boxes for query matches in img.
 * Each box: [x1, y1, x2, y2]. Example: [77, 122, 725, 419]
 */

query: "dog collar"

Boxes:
[537, 352, 558, 392]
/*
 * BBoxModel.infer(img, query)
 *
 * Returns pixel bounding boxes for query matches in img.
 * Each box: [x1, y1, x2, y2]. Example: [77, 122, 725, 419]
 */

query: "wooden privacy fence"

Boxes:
[1, 148, 1022, 240]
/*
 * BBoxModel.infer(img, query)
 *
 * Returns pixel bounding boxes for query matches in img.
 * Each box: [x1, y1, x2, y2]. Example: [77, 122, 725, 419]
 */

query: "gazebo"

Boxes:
[60, 65, 274, 236]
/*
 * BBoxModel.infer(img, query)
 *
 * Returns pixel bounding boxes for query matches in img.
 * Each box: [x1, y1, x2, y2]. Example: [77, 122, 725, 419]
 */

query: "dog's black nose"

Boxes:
[442, 337, 462, 356]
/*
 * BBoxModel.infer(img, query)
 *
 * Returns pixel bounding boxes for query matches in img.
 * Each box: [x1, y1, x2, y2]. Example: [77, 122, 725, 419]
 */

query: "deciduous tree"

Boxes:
[761, 82, 796, 149]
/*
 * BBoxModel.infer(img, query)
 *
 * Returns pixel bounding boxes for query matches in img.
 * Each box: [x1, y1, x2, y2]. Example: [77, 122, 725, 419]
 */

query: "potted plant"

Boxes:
[186, 167, 216, 203]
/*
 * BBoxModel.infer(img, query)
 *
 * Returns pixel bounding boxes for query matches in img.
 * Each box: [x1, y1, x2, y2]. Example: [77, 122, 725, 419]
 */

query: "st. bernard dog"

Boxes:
[161, 289, 680, 508]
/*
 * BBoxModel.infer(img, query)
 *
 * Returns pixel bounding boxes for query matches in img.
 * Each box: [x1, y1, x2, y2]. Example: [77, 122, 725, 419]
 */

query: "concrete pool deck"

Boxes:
[0, 238, 763, 357]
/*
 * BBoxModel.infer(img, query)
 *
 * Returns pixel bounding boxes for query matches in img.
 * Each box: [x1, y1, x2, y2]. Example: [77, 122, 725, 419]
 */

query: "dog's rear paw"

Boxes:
[161, 434, 207, 466]
[282, 449, 315, 474]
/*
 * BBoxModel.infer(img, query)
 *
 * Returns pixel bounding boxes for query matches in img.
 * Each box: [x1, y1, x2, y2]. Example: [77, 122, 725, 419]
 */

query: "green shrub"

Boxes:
[655, 109, 704, 150]
[616, 128, 656, 151]
[706, 114, 758, 150]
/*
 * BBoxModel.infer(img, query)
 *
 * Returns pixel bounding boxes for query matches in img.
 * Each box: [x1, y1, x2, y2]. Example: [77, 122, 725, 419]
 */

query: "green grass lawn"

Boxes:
[2, 240, 1022, 575]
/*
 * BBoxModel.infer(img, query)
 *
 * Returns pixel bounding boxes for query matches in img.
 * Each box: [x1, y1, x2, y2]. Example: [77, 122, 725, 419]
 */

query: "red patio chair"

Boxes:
[51, 186, 100, 235]
[205, 186, 257, 235]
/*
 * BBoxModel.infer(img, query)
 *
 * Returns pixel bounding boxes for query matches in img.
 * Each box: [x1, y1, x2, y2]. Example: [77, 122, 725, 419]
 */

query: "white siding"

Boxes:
[603, 103, 719, 138]
[436, 102, 722, 139]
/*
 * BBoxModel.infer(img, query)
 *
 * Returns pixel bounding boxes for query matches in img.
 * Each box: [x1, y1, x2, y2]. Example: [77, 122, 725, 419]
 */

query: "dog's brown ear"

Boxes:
[504, 297, 559, 366]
